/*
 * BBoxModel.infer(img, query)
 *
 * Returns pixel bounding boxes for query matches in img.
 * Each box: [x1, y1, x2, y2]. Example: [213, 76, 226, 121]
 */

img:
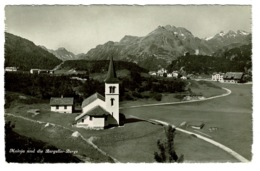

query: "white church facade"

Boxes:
[75, 56, 120, 129]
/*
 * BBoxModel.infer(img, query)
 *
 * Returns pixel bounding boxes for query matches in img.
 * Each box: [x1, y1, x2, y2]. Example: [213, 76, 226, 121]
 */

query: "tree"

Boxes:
[154, 125, 184, 163]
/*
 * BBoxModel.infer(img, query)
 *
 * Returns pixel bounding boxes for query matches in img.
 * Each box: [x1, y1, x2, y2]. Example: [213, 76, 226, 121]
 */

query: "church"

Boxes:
[75, 56, 120, 129]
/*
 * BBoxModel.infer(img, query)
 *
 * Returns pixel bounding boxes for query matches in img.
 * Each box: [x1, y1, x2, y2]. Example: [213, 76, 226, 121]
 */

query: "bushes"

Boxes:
[153, 93, 162, 101]
[154, 125, 184, 163]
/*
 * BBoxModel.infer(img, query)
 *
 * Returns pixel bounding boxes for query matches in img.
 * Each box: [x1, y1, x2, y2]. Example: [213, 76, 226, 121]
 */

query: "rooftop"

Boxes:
[81, 92, 105, 108]
[50, 97, 74, 106]
[224, 72, 244, 79]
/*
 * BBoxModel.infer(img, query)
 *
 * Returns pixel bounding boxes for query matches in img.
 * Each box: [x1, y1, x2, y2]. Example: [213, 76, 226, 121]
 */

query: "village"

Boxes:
[5, 60, 250, 130]
[4, 58, 252, 162]
[4, 5, 252, 164]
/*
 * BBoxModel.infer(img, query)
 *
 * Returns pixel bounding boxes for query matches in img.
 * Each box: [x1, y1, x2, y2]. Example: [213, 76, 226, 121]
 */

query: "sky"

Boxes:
[5, 5, 251, 54]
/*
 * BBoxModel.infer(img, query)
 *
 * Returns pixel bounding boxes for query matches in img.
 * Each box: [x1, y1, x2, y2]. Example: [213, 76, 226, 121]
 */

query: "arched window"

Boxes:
[109, 86, 113, 93]
[109, 86, 116, 93]
[110, 98, 115, 106]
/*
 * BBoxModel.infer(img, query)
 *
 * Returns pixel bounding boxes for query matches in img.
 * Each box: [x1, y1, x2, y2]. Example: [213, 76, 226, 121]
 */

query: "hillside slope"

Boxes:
[167, 44, 252, 74]
[55, 60, 148, 74]
[5, 32, 62, 71]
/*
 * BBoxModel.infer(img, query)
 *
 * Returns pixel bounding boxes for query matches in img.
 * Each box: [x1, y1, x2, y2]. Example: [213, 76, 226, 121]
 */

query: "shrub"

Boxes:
[154, 125, 184, 163]
[153, 93, 162, 101]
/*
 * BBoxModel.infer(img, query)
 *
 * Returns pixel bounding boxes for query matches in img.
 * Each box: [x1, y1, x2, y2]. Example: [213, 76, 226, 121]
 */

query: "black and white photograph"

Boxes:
[2, 1, 258, 167]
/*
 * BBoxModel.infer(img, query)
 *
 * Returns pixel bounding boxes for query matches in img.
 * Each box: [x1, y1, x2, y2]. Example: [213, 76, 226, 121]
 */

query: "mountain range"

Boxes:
[39, 46, 79, 61]
[5, 25, 252, 71]
[82, 25, 251, 70]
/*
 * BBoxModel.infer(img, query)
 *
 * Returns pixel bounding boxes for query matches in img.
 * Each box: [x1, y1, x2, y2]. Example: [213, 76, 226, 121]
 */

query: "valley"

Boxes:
[4, 20, 252, 163]
[4, 82, 252, 162]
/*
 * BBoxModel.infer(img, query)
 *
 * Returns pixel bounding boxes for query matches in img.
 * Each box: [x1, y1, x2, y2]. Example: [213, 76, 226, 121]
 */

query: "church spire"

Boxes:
[104, 56, 119, 83]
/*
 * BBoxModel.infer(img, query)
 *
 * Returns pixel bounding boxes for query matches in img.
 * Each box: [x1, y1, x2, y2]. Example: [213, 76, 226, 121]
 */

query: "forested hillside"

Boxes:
[167, 44, 252, 74]
[5, 32, 62, 71]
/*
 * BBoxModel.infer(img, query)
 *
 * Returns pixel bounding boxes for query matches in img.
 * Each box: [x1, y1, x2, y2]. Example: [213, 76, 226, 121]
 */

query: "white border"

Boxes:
[1, 1, 259, 171]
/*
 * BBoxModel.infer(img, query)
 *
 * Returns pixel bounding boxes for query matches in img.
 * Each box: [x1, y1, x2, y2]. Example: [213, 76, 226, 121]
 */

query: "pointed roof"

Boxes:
[104, 56, 119, 83]
[81, 92, 105, 108]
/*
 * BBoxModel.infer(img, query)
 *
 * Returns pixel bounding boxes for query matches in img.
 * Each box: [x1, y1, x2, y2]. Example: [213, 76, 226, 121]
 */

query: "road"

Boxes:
[120, 83, 252, 162]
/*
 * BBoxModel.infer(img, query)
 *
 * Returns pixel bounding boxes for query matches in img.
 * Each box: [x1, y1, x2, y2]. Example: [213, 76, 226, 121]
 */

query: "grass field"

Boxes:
[120, 82, 252, 161]
[5, 114, 114, 163]
[4, 81, 251, 163]
[120, 80, 226, 108]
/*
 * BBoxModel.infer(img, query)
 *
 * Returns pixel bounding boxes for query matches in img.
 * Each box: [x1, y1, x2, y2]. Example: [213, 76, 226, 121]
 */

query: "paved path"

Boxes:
[120, 87, 231, 109]
[5, 113, 119, 163]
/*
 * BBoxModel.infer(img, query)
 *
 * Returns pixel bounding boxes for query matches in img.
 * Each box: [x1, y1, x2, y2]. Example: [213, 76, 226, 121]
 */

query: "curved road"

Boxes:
[120, 87, 231, 109]
[120, 87, 249, 163]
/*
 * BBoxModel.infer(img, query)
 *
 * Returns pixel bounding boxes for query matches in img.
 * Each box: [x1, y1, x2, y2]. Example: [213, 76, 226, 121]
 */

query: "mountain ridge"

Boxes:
[83, 25, 251, 70]
[39, 46, 78, 61]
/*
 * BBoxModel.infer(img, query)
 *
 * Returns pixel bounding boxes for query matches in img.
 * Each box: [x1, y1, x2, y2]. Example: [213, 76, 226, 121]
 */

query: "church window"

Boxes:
[109, 86, 113, 93]
[109, 86, 116, 93]
[111, 98, 115, 106]
[90, 116, 92, 121]
[81, 119, 84, 123]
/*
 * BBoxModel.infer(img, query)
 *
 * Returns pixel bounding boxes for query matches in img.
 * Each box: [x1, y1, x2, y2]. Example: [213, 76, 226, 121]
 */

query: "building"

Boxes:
[5, 67, 18, 72]
[157, 68, 167, 77]
[167, 73, 173, 77]
[50, 97, 74, 113]
[212, 73, 224, 82]
[75, 56, 120, 129]
[172, 71, 179, 78]
[223, 72, 244, 83]
[30, 69, 40, 74]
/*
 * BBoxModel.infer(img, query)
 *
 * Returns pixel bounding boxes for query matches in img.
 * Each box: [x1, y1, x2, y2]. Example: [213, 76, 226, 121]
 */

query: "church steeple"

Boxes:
[104, 56, 119, 83]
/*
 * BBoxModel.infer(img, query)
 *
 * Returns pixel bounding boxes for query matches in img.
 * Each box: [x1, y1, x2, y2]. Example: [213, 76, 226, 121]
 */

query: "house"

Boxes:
[75, 56, 120, 129]
[172, 71, 178, 78]
[5, 67, 18, 72]
[167, 73, 173, 77]
[30, 69, 40, 74]
[50, 96, 74, 113]
[212, 73, 224, 82]
[223, 72, 244, 83]
[157, 68, 167, 77]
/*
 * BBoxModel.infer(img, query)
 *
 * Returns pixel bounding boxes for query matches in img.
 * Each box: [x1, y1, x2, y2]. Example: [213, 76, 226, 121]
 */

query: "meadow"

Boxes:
[4, 81, 252, 162]
[120, 83, 252, 160]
